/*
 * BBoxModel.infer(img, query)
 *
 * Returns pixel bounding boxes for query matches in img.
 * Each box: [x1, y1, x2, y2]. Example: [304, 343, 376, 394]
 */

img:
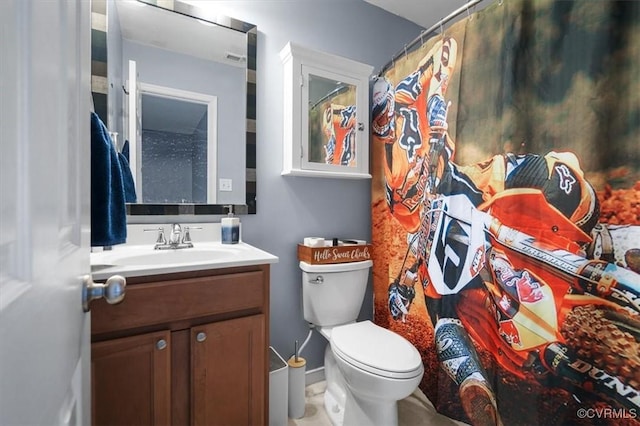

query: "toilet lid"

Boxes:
[330, 321, 423, 379]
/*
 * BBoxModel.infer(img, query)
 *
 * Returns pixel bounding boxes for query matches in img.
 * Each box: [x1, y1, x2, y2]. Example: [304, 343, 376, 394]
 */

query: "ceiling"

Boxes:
[364, 0, 490, 31]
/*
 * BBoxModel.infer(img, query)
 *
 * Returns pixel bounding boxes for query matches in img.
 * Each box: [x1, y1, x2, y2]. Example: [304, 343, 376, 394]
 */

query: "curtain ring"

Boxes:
[420, 30, 426, 47]
[466, 2, 472, 20]
[440, 20, 444, 35]
[404, 44, 408, 59]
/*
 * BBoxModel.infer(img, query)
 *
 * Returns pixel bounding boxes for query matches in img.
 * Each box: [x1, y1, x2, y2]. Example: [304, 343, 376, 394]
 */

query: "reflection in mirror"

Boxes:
[308, 76, 357, 167]
[138, 86, 215, 204]
[91, 0, 257, 214]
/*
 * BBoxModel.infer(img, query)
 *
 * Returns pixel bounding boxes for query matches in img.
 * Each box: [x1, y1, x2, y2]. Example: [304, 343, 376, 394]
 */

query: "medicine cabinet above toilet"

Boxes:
[280, 42, 373, 179]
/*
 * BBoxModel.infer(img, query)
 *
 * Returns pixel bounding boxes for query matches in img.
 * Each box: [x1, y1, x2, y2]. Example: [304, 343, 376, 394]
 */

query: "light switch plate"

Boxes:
[219, 178, 233, 192]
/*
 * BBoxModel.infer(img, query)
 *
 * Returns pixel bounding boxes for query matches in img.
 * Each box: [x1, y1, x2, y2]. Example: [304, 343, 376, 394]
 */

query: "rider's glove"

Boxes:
[427, 94, 448, 130]
[324, 135, 335, 163]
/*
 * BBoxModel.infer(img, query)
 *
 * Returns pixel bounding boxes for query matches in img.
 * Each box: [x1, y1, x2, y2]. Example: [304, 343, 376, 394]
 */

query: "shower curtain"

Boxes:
[371, 1, 640, 425]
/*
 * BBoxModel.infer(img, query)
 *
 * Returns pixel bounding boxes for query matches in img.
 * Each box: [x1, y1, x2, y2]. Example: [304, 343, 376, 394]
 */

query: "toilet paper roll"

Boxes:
[303, 237, 325, 248]
[287, 356, 306, 419]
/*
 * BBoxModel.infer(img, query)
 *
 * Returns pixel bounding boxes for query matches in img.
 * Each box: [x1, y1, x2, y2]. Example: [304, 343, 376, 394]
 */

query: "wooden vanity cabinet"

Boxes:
[90, 264, 270, 426]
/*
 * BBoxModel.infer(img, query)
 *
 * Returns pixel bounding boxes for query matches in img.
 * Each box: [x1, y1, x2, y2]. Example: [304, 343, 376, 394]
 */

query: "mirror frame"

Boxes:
[93, 0, 257, 215]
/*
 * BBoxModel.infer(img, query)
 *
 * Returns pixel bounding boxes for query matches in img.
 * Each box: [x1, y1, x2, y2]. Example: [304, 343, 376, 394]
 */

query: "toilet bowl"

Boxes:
[300, 260, 424, 425]
[323, 321, 424, 425]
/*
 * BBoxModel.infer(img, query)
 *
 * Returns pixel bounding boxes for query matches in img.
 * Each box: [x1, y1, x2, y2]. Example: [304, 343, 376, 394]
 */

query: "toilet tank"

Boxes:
[300, 260, 373, 327]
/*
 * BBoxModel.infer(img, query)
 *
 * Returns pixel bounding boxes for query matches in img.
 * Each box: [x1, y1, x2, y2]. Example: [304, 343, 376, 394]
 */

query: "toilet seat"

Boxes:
[330, 321, 423, 379]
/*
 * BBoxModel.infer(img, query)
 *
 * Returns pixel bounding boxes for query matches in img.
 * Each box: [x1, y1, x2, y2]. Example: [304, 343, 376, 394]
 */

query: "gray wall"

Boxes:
[211, 0, 423, 369]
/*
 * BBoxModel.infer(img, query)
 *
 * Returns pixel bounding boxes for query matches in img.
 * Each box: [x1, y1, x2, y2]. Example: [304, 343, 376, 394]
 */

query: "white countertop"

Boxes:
[91, 223, 278, 280]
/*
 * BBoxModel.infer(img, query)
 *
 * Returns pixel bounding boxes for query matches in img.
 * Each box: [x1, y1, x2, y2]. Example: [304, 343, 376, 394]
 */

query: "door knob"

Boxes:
[82, 274, 126, 312]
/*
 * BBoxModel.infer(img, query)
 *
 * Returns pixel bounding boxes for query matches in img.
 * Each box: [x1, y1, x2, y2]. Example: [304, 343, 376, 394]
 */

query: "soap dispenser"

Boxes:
[221, 205, 240, 244]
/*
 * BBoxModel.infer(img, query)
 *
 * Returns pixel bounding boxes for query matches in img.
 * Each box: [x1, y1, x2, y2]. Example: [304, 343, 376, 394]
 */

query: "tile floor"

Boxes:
[287, 381, 467, 426]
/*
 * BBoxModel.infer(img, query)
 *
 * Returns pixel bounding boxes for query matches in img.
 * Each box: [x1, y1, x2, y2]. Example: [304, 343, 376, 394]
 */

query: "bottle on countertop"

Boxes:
[221, 205, 240, 244]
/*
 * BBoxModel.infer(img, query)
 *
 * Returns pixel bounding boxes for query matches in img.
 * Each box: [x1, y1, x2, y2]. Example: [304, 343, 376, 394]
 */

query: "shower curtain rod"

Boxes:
[376, 0, 486, 77]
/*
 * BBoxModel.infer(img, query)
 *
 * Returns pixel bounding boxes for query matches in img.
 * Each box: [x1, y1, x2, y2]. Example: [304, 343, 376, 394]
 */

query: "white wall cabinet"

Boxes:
[280, 42, 373, 179]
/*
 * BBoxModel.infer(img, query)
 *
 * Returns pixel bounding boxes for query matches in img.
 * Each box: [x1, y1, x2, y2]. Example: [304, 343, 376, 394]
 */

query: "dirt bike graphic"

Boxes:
[411, 189, 640, 415]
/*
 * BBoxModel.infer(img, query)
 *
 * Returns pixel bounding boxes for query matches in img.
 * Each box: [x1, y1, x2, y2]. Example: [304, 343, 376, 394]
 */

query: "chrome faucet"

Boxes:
[145, 224, 195, 250]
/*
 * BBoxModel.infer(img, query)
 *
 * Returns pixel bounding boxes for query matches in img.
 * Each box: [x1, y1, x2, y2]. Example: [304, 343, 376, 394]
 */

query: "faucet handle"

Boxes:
[182, 226, 202, 244]
[144, 227, 166, 245]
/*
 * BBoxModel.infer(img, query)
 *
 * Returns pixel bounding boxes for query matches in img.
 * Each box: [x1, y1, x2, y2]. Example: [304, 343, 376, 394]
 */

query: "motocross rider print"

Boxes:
[371, 1, 640, 426]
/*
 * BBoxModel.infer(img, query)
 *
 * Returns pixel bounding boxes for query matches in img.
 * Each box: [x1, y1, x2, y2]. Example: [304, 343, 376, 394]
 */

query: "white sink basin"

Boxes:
[90, 242, 278, 279]
[93, 244, 242, 267]
[104, 248, 238, 266]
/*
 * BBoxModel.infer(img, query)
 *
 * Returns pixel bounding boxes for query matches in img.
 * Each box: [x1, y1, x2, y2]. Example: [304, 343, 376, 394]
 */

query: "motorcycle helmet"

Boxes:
[372, 77, 395, 139]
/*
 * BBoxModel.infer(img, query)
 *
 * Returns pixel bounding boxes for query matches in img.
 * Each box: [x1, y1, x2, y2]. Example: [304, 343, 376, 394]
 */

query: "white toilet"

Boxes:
[300, 259, 424, 426]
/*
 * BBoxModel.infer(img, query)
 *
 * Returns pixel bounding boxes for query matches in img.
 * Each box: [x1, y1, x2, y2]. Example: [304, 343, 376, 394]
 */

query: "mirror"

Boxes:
[308, 77, 358, 166]
[91, 0, 256, 214]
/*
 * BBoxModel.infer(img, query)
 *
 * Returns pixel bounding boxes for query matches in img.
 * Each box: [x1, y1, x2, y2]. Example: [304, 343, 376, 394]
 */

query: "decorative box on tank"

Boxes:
[297, 238, 372, 265]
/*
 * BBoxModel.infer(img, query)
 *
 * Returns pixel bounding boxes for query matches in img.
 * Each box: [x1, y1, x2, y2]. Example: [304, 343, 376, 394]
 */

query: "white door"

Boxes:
[0, 1, 91, 425]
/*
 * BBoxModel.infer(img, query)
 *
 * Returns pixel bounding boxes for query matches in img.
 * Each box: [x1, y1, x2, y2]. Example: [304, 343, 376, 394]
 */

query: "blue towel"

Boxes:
[119, 140, 137, 203]
[91, 112, 127, 247]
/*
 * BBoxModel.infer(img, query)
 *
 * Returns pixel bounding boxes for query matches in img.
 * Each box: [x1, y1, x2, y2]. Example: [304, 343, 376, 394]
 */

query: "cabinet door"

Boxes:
[192, 315, 266, 426]
[92, 330, 171, 426]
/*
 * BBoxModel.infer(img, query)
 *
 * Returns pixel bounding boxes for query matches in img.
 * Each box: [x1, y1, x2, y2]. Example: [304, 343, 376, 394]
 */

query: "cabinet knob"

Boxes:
[196, 332, 207, 342]
[156, 339, 167, 351]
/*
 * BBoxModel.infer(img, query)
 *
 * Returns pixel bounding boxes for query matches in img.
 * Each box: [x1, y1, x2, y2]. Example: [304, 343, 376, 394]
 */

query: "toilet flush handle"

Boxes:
[309, 275, 324, 284]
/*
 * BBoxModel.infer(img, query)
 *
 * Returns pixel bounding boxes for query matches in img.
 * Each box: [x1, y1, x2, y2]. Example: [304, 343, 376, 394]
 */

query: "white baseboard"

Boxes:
[305, 366, 325, 386]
